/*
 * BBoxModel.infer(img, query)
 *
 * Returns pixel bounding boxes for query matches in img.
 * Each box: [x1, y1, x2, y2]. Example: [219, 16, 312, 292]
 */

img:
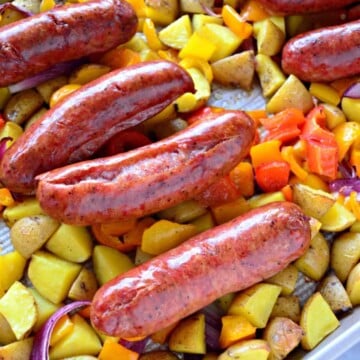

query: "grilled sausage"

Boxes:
[0, 60, 195, 194]
[282, 19, 360, 82]
[90, 202, 311, 338]
[36, 110, 256, 225]
[0, 0, 137, 86]
[257, 0, 358, 15]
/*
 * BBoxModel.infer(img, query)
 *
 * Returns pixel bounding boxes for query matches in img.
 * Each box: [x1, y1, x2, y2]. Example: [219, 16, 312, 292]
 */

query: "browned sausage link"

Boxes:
[0, 60, 195, 194]
[0, 0, 137, 86]
[257, 0, 358, 15]
[35, 110, 256, 225]
[90, 202, 311, 338]
[281, 19, 360, 82]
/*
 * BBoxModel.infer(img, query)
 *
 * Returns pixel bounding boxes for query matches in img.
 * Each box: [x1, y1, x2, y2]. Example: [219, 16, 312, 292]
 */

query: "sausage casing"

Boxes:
[282, 19, 360, 82]
[0, 0, 138, 86]
[90, 202, 311, 338]
[0, 60, 195, 194]
[36, 110, 255, 225]
[257, 0, 358, 15]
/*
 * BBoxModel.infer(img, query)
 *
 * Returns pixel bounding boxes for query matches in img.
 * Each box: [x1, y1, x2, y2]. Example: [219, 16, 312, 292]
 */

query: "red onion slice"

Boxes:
[31, 300, 91, 360]
[343, 82, 360, 99]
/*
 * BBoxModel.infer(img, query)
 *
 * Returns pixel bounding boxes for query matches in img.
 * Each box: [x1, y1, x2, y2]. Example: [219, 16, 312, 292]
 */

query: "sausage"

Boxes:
[0, 0, 138, 86]
[90, 202, 311, 338]
[0, 60, 195, 194]
[281, 19, 360, 82]
[257, 0, 358, 15]
[35, 110, 256, 225]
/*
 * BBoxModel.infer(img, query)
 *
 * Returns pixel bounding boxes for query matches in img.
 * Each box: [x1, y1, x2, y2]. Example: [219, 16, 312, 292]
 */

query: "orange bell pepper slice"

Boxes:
[255, 160, 291, 193]
[98, 339, 139, 360]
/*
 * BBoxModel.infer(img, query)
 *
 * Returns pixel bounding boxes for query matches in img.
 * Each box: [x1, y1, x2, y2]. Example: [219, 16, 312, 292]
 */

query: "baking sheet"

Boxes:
[0, 82, 358, 359]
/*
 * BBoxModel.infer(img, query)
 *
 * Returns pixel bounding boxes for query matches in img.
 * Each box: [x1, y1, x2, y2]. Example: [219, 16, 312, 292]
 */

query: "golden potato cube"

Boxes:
[218, 339, 271, 360]
[0, 337, 33, 360]
[158, 15, 192, 49]
[180, 0, 214, 14]
[10, 215, 60, 259]
[36, 75, 68, 103]
[45, 224, 93, 263]
[270, 295, 301, 323]
[49, 314, 102, 359]
[320, 201, 357, 232]
[68, 64, 111, 85]
[228, 283, 282, 328]
[266, 264, 299, 296]
[145, 0, 178, 25]
[3, 198, 44, 227]
[309, 82, 340, 106]
[158, 200, 207, 224]
[318, 273, 352, 313]
[294, 232, 329, 281]
[28, 251, 81, 304]
[68, 267, 98, 301]
[0, 311, 16, 345]
[192, 13, 223, 31]
[346, 263, 360, 306]
[322, 103, 346, 130]
[0, 281, 37, 340]
[168, 313, 206, 354]
[93, 245, 134, 286]
[0, 250, 26, 297]
[211, 51, 255, 91]
[190, 211, 215, 234]
[331, 232, 360, 282]
[28, 287, 60, 332]
[255, 54, 286, 98]
[300, 292, 340, 350]
[266, 75, 314, 114]
[341, 97, 360, 122]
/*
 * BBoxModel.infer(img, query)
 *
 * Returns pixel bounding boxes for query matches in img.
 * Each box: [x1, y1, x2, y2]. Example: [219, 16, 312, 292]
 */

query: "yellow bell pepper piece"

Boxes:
[333, 121, 360, 161]
[309, 83, 341, 106]
[0, 188, 15, 207]
[50, 315, 74, 346]
[125, 0, 146, 17]
[250, 140, 283, 168]
[40, 0, 56, 12]
[222, 5, 253, 40]
[179, 57, 213, 83]
[68, 64, 111, 85]
[281, 146, 308, 181]
[350, 137, 360, 176]
[143, 18, 166, 51]
[50, 84, 82, 108]
[342, 97, 360, 122]
[179, 32, 216, 61]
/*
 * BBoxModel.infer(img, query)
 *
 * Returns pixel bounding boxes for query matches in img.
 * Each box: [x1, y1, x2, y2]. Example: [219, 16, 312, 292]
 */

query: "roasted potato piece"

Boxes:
[168, 313, 206, 354]
[145, 0, 179, 25]
[139, 351, 179, 360]
[320, 201, 357, 232]
[300, 292, 340, 350]
[270, 295, 301, 323]
[68, 267, 98, 301]
[318, 273, 352, 313]
[10, 215, 60, 259]
[228, 283, 282, 328]
[0, 312, 16, 345]
[0, 281, 37, 340]
[211, 51, 255, 90]
[292, 183, 336, 220]
[4, 89, 43, 125]
[331, 232, 360, 282]
[346, 263, 360, 306]
[266, 264, 299, 296]
[3, 198, 44, 227]
[0, 337, 33, 360]
[218, 339, 271, 360]
[36, 75, 68, 103]
[263, 317, 303, 360]
[294, 232, 330, 281]
[180, 0, 214, 14]
[158, 15, 192, 50]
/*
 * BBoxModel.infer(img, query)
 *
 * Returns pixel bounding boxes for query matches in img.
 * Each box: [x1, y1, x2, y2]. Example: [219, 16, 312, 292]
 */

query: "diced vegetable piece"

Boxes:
[211, 51, 255, 90]
[263, 317, 303, 360]
[255, 54, 286, 97]
[294, 232, 329, 281]
[158, 14, 192, 49]
[211, 197, 250, 225]
[141, 219, 197, 255]
[292, 183, 335, 220]
[309, 82, 341, 106]
[168, 313, 206, 354]
[300, 292, 340, 350]
[179, 32, 216, 61]
[270, 295, 301, 323]
[0, 311, 16, 345]
[228, 283, 282, 328]
[318, 274, 352, 313]
[28, 287, 60, 332]
[341, 97, 360, 122]
[145, 0, 178, 25]
[331, 232, 360, 282]
[0, 337, 33, 360]
[253, 18, 285, 56]
[98, 338, 139, 360]
[3, 198, 44, 227]
[0, 250, 27, 297]
[68, 267, 98, 301]
[346, 263, 360, 305]
[0, 281, 37, 340]
[266, 75, 314, 114]
[248, 191, 285, 209]
[68, 64, 111, 85]
[322, 103, 346, 129]
[139, 351, 179, 359]
[49, 314, 102, 359]
[92, 245, 134, 286]
[219, 315, 257, 348]
[320, 201, 357, 232]
[266, 264, 299, 296]
[0, 121, 23, 148]
[192, 13, 223, 31]
[45, 224, 93, 263]
[36, 75, 68, 103]
[158, 200, 207, 223]
[218, 339, 271, 360]
[180, 0, 214, 14]
[10, 215, 60, 259]
[333, 121, 360, 161]
[190, 211, 215, 234]
[28, 251, 82, 304]
[50, 314, 74, 346]
[151, 322, 179, 345]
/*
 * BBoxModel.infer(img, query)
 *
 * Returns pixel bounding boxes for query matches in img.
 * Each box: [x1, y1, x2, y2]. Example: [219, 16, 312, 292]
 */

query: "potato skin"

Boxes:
[91, 202, 311, 338]
[282, 19, 360, 82]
